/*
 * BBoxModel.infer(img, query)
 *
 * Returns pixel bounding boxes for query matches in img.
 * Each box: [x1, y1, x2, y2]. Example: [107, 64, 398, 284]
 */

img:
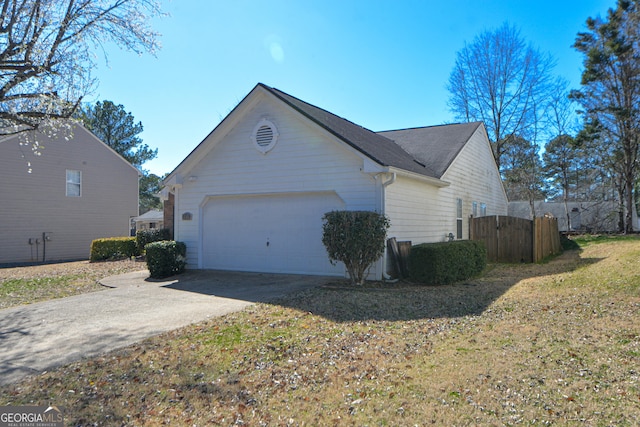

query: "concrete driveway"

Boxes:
[0, 270, 329, 386]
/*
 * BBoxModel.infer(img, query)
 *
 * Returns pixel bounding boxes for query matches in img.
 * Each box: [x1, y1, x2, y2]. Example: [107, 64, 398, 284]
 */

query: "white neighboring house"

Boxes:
[134, 209, 164, 231]
[508, 200, 628, 233]
[0, 123, 140, 264]
[163, 84, 508, 279]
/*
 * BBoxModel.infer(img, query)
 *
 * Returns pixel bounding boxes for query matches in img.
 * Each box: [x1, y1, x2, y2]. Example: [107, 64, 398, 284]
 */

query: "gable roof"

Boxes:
[260, 84, 439, 177]
[378, 122, 483, 178]
[0, 121, 140, 175]
[135, 209, 163, 222]
[167, 83, 487, 183]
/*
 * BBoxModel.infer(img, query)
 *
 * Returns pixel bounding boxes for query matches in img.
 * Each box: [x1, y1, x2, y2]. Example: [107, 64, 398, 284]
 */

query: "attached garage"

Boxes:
[163, 83, 507, 281]
[201, 191, 345, 275]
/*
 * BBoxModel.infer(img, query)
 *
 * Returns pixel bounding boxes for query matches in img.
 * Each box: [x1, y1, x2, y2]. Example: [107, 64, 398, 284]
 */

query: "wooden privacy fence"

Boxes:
[470, 215, 561, 263]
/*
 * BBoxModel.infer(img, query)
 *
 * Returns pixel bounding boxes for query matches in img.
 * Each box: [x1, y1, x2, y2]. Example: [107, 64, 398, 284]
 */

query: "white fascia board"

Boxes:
[159, 187, 171, 201]
[163, 173, 183, 190]
[389, 167, 450, 188]
[362, 157, 387, 174]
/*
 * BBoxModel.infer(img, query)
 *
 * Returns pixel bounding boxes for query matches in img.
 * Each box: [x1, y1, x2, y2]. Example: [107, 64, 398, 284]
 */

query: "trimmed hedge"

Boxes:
[90, 237, 138, 261]
[145, 240, 186, 279]
[409, 240, 486, 285]
[136, 228, 171, 253]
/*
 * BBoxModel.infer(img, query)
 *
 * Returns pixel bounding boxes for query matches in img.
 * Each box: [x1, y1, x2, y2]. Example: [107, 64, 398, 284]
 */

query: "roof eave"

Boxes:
[388, 167, 450, 188]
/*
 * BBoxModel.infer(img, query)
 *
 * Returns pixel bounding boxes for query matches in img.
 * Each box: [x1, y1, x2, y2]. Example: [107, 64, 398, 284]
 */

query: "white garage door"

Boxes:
[202, 192, 345, 275]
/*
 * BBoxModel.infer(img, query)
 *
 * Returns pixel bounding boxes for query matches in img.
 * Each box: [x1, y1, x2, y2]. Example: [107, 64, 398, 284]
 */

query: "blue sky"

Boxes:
[90, 0, 614, 176]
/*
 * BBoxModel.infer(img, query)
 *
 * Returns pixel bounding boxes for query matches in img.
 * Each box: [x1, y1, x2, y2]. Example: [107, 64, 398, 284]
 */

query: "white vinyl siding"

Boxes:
[385, 125, 507, 244]
[172, 93, 378, 276]
[66, 169, 81, 197]
[0, 125, 139, 264]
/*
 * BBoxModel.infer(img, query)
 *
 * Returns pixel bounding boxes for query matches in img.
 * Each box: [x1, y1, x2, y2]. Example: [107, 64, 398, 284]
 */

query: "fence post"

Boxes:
[533, 217, 538, 263]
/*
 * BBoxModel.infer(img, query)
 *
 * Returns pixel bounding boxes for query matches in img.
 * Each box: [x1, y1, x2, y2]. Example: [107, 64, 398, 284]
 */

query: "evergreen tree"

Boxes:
[79, 100, 157, 169]
[571, 0, 640, 233]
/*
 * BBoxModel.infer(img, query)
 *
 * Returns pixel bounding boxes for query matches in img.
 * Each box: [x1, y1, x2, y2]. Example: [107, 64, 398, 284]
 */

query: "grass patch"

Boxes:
[1, 243, 640, 425]
[0, 275, 98, 309]
[571, 233, 640, 247]
[0, 259, 145, 309]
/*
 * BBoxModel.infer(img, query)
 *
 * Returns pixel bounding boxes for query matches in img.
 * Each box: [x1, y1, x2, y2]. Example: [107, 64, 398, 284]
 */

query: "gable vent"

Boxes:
[252, 118, 279, 154]
[255, 125, 274, 147]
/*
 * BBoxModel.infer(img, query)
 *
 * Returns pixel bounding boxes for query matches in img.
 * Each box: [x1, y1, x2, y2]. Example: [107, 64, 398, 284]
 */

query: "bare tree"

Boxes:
[447, 22, 556, 172]
[546, 78, 577, 138]
[501, 134, 546, 217]
[542, 78, 579, 228]
[0, 0, 162, 140]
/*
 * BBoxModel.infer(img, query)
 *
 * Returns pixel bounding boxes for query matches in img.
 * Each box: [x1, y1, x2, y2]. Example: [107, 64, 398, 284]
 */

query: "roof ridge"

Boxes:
[378, 121, 482, 134]
[260, 84, 396, 144]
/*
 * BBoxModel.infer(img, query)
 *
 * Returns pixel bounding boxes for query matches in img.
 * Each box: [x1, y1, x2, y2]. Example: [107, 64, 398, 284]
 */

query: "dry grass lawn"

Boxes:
[1, 239, 639, 426]
[0, 259, 146, 309]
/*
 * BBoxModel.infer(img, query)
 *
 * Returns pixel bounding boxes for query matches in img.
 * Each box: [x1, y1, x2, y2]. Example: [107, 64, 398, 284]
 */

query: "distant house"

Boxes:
[162, 84, 508, 279]
[134, 209, 164, 231]
[508, 200, 631, 233]
[0, 123, 140, 264]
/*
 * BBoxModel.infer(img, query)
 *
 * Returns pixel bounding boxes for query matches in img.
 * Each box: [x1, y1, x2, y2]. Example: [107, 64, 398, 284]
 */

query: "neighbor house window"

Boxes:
[480, 203, 487, 217]
[472, 201, 478, 217]
[66, 170, 81, 197]
[149, 222, 156, 229]
[456, 198, 463, 239]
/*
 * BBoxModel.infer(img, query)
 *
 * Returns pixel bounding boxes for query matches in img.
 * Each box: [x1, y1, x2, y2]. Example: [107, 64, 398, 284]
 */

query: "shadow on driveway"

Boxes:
[157, 270, 333, 303]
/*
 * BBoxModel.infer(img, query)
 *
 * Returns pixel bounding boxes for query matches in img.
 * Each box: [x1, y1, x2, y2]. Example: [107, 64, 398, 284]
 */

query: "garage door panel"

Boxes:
[202, 193, 344, 275]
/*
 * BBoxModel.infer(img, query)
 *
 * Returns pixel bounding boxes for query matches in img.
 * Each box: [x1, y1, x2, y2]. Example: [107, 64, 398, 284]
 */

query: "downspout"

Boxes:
[382, 172, 396, 188]
[380, 172, 397, 281]
[378, 172, 396, 212]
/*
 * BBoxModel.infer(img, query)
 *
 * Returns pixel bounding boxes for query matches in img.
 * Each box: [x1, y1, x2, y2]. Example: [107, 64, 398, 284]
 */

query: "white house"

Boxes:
[163, 84, 508, 279]
[134, 209, 164, 232]
[508, 200, 623, 232]
[0, 123, 140, 264]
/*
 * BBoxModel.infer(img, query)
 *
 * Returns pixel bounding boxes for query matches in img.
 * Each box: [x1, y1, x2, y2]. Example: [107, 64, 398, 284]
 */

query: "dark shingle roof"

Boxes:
[378, 122, 483, 178]
[259, 84, 485, 179]
[260, 84, 438, 177]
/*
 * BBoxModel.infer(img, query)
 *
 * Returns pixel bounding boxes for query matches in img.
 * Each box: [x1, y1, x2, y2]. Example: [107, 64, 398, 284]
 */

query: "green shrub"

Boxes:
[136, 228, 171, 253]
[560, 234, 581, 250]
[322, 210, 390, 285]
[90, 237, 138, 261]
[409, 240, 486, 285]
[145, 240, 186, 279]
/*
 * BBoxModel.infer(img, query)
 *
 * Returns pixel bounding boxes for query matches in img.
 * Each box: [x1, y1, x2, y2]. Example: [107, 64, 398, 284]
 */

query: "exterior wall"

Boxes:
[135, 219, 164, 230]
[385, 125, 508, 245]
[172, 93, 378, 275]
[0, 125, 139, 264]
